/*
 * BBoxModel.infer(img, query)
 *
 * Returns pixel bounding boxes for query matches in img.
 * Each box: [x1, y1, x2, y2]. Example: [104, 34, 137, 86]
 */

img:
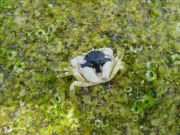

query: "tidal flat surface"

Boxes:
[0, 0, 179, 134]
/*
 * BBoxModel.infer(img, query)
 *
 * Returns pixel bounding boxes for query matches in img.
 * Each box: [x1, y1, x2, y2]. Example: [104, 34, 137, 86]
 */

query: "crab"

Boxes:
[58, 47, 125, 94]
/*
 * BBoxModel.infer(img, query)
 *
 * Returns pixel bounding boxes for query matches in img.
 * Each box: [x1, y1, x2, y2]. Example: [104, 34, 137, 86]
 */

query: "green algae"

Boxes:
[0, 0, 179, 134]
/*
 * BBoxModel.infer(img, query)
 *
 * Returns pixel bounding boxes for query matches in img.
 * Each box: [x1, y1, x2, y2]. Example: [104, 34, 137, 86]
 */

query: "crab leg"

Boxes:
[116, 47, 124, 59]
[70, 81, 95, 91]
[57, 72, 73, 78]
[55, 67, 73, 78]
[69, 81, 96, 98]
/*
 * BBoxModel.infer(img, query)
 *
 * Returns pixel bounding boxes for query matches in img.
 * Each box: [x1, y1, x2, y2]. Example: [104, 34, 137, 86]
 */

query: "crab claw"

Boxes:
[79, 67, 101, 83]
[102, 61, 114, 80]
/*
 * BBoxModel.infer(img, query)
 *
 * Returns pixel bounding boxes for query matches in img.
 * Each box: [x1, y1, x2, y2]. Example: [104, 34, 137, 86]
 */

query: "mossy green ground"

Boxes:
[0, 0, 179, 134]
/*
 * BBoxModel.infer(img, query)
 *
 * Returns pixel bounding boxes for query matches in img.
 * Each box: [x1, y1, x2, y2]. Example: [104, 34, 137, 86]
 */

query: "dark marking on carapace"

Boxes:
[80, 51, 111, 73]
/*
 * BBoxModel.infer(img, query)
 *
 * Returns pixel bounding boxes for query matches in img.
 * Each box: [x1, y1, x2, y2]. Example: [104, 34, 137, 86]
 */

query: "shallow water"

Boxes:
[0, 0, 179, 134]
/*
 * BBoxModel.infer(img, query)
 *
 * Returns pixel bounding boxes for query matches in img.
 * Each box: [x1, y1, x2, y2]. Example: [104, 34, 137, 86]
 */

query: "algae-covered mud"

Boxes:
[0, 0, 179, 134]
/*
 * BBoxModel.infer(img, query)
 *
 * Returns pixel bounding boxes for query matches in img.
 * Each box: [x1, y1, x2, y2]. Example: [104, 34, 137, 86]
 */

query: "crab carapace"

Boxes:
[80, 50, 111, 73]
